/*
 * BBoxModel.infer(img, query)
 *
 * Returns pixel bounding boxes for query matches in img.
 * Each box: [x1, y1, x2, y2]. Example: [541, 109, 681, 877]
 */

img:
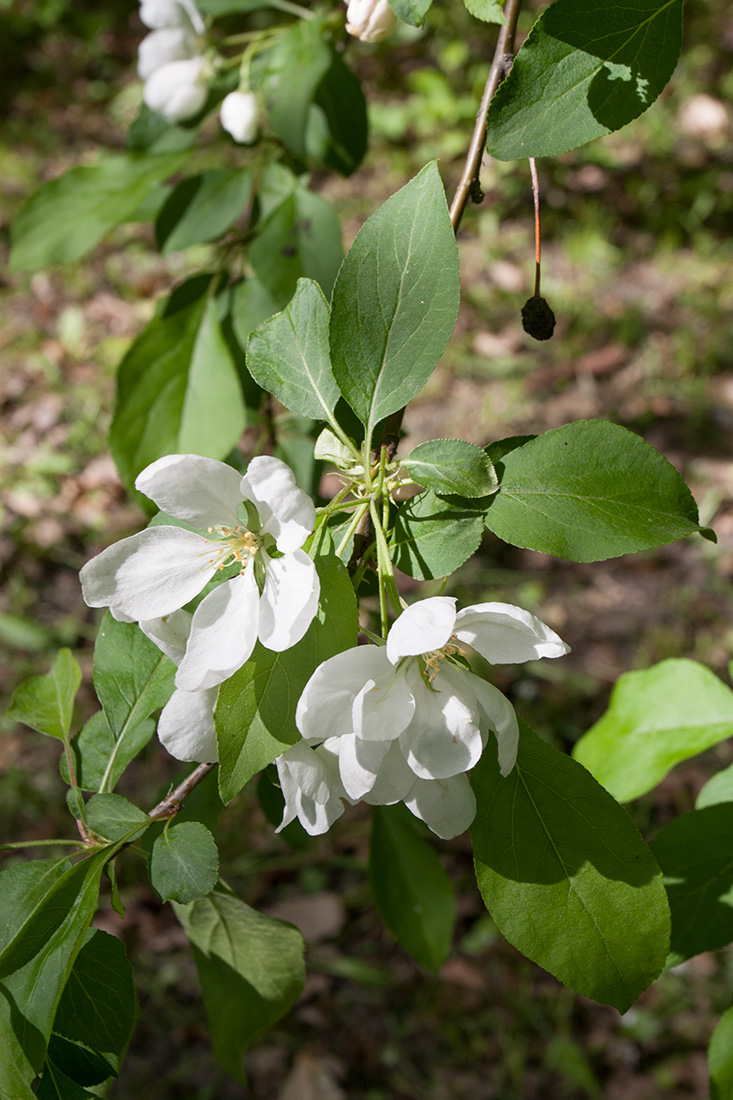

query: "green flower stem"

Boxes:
[267, 0, 315, 17]
[336, 501, 370, 558]
[369, 498, 401, 636]
[0, 839, 88, 851]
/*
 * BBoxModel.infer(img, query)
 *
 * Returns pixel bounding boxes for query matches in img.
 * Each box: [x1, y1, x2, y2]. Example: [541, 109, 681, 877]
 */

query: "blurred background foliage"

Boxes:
[2, 0, 733, 1096]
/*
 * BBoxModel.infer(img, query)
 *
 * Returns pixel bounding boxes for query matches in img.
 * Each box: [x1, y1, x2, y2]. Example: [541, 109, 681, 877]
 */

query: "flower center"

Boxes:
[202, 524, 263, 573]
[422, 636, 467, 683]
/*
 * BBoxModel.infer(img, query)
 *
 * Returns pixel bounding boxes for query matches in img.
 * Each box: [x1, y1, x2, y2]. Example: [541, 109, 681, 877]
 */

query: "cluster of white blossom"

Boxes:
[345, 0, 397, 43]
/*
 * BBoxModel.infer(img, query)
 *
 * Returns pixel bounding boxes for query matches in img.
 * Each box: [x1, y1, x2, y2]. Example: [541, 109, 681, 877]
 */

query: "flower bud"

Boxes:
[143, 56, 209, 123]
[220, 91, 259, 144]
[137, 27, 198, 80]
[139, 0, 204, 35]
[345, 0, 397, 43]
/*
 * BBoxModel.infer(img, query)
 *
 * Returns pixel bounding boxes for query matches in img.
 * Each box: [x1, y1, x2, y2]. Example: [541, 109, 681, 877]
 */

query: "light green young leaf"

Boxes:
[216, 550, 358, 802]
[697, 762, 733, 810]
[156, 168, 252, 253]
[10, 153, 187, 272]
[573, 660, 733, 803]
[388, 0, 433, 27]
[330, 162, 460, 433]
[110, 297, 246, 496]
[485, 420, 703, 561]
[369, 804, 455, 971]
[463, 0, 505, 23]
[650, 804, 733, 964]
[390, 490, 488, 580]
[61, 711, 156, 793]
[174, 884, 305, 1083]
[471, 721, 670, 1011]
[404, 439, 498, 498]
[150, 822, 219, 904]
[710, 1004, 733, 1100]
[485, 0, 684, 159]
[85, 794, 150, 843]
[246, 278, 339, 421]
[7, 649, 81, 740]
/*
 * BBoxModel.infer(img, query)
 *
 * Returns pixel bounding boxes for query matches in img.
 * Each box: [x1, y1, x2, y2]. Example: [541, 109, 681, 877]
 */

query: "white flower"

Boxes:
[81, 454, 320, 693]
[143, 56, 210, 122]
[275, 741, 348, 836]
[138, 27, 199, 80]
[220, 91, 259, 144]
[140, 0, 205, 34]
[141, 610, 218, 763]
[345, 0, 397, 43]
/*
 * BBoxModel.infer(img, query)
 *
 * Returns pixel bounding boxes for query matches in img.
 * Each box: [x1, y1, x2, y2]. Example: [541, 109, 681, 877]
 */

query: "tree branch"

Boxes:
[149, 762, 217, 821]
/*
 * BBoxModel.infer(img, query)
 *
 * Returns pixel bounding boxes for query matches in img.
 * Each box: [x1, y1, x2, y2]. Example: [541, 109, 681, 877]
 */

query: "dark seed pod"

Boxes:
[521, 295, 556, 341]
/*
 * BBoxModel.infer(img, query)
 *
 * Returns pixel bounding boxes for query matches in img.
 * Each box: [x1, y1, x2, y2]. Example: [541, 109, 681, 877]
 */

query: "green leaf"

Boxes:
[369, 804, 455, 971]
[485, 0, 684, 160]
[305, 51, 368, 177]
[650, 804, 733, 964]
[62, 711, 156, 793]
[463, 0, 505, 23]
[36, 1065, 95, 1099]
[710, 1005, 733, 1100]
[484, 420, 702, 562]
[10, 153, 187, 272]
[573, 660, 733, 803]
[330, 162, 459, 434]
[156, 168, 252, 253]
[697, 762, 733, 810]
[110, 296, 246, 496]
[471, 721, 670, 1011]
[85, 793, 150, 843]
[216, 550, 358, 802]
[249, 179, 343, 306]
[150, 822, 219, 904]
[404, 439, 498, 498]
[228, 275, 283, 351]
[92, 614, 175, 792]
[258, 18, 331, 158]
[391, 491, 487, 580]
[174, 883, 305, 1083]
[246, 278, 339, 421]
[388, 0, 433, 27]
[7, 649, 81, 740]
[197, 0, 269, 11]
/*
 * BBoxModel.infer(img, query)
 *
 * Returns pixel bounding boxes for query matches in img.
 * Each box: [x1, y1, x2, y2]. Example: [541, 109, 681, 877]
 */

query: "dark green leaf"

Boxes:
[370, 804, 455, 971]
[126, 104, 197, 153]
[174, 884, 305, 1083]
[471, 721, 670, 1011]
[258, 18, 331, 157]
[110, 296, 246, 496]
[46, 1034, 116, 1087]
[391, 491, 487, 580]
[463, 0, 505, 23]
[35, 1064, 95, 1099]
[7, 648, 81, 740]
[10, 153, 187, 272]
[306, 51, 368, 177]
[404, 439, 498, 498]
[216, 550, 358, 801]
[486, 0, 684, 159]
[650, 804, 733, 963]
[246, 278, 338, 421]
[330, 163, 459, 433]
[156, 169, 252, 253]
[150, 822, 219, 904]
[62, 711, 156, 793]
[573, 660, 733, 803]
[388, 0, 432, 27]
[710, 1005, 733, 1100]
[53, 928, 136, 1058]
[484, 420, 702, 561]
[85, 794, 150, 843]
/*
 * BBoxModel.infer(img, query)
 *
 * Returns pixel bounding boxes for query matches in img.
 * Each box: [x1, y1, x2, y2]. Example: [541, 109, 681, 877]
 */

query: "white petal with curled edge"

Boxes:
[140, 608, 193, 666]
[454, 602, 569, 664]
[462, 669, 519, 776]
[330, 733, 391, 800]
[385, 596, 457, 665]
[157, 686, 218, 762]
[352, 662, 414, 742]
[175, 566, 259, 692]
[362, 741, 418, 806]
[277, 741, 334, 803]
[257, 549, 320, 652]
[399, 669, 483, 781]
[404, 773, 477, 839]
[240, 455, 315, 553]
[296, 646, 393, 743]
[80, 526, 214, 621]
[276, 741, 347, 836]
[135, 454, 244, 529]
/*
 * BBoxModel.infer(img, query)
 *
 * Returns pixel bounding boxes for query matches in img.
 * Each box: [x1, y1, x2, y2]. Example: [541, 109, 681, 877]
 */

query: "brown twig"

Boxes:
[529, 156, 541, 296]
[149, 762, 217, 821]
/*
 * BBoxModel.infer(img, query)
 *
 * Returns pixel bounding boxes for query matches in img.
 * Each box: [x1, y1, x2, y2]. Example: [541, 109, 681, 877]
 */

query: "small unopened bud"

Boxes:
[521, 295, 556, 341]
[139, 0, 204, 33]
[137, 27, 198, 79]
[345, 0, 397, 43]
[220, 91, 259, 145]
[143, 56, 209, 122]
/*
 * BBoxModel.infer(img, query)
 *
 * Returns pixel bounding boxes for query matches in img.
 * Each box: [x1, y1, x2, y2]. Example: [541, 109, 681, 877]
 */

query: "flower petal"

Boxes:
[404, 773, 477, 839]
[140, 608, 192, 666]
[257, 549, 320, 652]
[352, 662, 415, 742]
[399, 666, 484, 780]
[157, 686, 218, 762]
[329, 733, 391, 800]
[385, 596, 457, 665]
[175, 566, 259, 691]
[276, 741, 347, 836]
[296, 646, 393, 743]
[463, 669, 519, 777]
[80, 526, 214, 621]
[240, 455, 315, 553]
[361, 741, 417, 805]
[135, 454, 244, 528]
[454, 602, 569, 664]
